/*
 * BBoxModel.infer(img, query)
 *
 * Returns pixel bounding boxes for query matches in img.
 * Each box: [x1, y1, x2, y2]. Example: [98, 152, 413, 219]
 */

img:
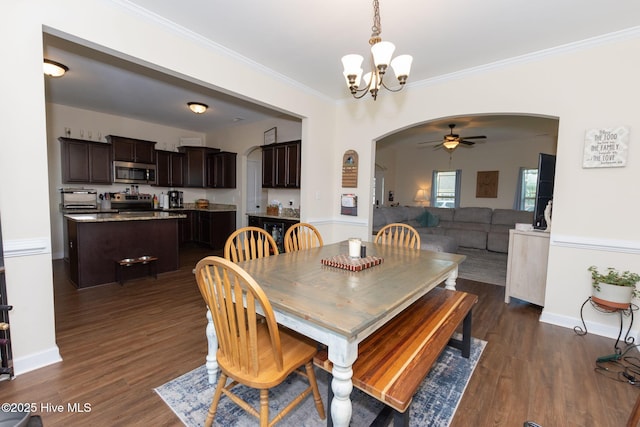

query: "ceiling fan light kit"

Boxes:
[419, 124, 487, 152]
[342, 0, 412, 100]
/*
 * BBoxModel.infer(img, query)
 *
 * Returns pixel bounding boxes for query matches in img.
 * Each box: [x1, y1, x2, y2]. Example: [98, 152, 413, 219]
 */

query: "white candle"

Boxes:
[348, 238, 361, 258]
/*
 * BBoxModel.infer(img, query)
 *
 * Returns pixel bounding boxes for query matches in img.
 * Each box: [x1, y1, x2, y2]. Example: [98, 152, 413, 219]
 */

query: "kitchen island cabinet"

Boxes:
[177, 208, 236, 249]
[65, 212, 185, 288]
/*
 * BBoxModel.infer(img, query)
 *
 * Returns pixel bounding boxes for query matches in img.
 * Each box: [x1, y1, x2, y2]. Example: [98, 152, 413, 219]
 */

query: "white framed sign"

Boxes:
[583, 126, 629, 168]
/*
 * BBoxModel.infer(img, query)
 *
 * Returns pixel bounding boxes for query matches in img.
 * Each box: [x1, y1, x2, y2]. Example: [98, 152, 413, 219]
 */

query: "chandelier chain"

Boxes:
[370, 0, 382, 45]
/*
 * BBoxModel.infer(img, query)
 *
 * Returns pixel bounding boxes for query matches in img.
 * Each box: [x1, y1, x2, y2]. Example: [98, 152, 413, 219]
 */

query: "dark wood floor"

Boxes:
[0, 245, 637, 426]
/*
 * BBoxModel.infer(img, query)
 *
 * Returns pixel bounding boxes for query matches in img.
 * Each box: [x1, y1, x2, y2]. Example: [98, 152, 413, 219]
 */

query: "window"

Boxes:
[516, 168, 538, 211]
[431, 170, 461, 208]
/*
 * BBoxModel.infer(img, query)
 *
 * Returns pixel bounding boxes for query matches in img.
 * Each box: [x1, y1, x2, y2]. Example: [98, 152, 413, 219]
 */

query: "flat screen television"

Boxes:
[533, 153, 556, 229]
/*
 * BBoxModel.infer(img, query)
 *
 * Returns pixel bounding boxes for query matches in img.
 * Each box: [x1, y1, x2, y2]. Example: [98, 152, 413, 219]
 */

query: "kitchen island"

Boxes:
[65, 211, 186, 288]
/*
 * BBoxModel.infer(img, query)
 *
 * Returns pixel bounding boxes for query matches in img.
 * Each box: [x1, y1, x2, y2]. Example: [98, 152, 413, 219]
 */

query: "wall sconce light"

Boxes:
[414, 189, 429, 205]
[43, 59, 69, 77]
[187, 102, 208, 114]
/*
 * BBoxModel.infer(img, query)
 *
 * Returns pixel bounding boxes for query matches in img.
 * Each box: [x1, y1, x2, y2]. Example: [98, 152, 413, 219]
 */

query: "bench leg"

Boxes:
[393, 407, 410, 427]
[447, 308, 472, 358]
[461, 308, 472, 358]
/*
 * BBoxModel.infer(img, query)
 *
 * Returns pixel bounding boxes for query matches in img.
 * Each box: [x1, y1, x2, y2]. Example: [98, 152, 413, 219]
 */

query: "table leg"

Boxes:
[330, 364, 353, 427]
[327, 343, 357, 427]
[444, 266, 458, 290]
[205, 309, 218, 384]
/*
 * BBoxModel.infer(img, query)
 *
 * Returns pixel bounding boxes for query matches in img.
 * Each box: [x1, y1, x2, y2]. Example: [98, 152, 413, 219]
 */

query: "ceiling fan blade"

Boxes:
[418, 139, 444, 145]
[459, 140, 476, 145]
[461, 135, 487, 140]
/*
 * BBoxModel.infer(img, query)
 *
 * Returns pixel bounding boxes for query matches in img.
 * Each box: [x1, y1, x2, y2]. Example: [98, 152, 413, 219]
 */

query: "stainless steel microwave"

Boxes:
[113, 161, 156, 184]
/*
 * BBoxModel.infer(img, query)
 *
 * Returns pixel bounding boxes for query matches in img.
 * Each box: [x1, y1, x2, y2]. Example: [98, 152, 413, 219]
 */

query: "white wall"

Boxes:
[377, 133, 557, 208]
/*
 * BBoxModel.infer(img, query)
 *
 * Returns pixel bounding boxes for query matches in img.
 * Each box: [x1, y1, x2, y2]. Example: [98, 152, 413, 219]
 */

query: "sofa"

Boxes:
[373, 206, 533, 253]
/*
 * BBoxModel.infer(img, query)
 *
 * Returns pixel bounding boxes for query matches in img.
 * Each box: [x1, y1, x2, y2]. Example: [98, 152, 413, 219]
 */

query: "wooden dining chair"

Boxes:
[284, 222, 323, 253]
[195, 256, 326, 427]
[224, 226, 279, 262]
[374, 223, 421, 249]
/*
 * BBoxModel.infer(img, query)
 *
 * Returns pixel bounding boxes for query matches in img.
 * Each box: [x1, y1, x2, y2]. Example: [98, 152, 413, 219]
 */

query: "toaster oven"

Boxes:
[61, 188, 98, 209]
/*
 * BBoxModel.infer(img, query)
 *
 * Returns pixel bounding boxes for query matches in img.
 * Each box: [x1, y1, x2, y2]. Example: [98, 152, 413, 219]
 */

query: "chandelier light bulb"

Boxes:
[371, 41, 395, 70]
[390, 55, 413, 82]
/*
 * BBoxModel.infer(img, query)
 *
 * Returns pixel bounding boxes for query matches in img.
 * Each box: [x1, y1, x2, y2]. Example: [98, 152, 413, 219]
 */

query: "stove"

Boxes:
[110, 193, 154, 211]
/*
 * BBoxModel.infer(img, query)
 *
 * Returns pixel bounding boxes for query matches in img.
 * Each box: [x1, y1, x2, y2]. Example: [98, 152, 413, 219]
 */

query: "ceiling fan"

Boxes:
[419, 124, 487, 151]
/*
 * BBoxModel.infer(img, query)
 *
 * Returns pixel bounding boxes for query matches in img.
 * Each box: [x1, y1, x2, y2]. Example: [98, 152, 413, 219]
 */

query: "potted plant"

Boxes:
[588, 266, 640, 309]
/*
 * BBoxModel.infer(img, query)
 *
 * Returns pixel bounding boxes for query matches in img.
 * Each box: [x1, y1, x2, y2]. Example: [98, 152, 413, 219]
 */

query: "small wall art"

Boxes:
[264, 127, 277, 145]
[342, 150, 358, 188]
[476, 171, 499, 198]
[583, 126, 629, 168]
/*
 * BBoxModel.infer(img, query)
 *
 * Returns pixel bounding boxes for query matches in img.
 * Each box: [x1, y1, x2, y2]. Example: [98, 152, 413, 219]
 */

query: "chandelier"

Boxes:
[341, 0, 413, 100]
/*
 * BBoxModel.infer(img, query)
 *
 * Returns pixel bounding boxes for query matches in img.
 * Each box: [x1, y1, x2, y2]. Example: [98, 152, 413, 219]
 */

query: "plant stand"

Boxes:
[574, 297, 638, 353]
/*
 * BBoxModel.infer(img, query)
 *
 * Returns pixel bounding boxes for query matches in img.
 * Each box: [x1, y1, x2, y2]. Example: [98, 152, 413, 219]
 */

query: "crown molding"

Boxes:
[111, 0, 333, 103]
[409, 26, 640, 90]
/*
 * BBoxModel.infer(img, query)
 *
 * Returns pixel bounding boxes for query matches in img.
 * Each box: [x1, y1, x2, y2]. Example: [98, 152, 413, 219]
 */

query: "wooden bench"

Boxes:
[314, 287, 478, 427]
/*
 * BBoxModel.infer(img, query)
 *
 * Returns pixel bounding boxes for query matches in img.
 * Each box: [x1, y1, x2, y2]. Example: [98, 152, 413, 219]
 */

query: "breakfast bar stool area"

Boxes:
[114, 256, 158, 285]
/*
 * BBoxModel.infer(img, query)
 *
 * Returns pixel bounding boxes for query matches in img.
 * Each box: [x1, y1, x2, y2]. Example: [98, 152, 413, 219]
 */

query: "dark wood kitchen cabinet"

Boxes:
[207, 151, 237, 188]
[196, 211, 236, 249]
[59, 137, 112, 184]
[178, 210, 197, 244]
[155, 150, 185, 187]
[107, 135, 156, 164]
[178, 146, 220, 188]
[262, 140, 301, 188]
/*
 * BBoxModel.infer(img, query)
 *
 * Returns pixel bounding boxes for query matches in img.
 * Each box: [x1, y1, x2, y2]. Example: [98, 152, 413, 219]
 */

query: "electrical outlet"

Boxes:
[289, 200, 293, 206]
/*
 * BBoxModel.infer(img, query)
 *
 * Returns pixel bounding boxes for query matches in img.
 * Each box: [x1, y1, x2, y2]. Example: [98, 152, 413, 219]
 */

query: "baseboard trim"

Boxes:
[13, 346, 62, 376]
[539, 310, 639, 343]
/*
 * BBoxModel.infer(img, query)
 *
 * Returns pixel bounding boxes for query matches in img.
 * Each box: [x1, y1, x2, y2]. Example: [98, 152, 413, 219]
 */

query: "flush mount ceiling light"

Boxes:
[341, 0, 413, 100]
[43, 59, 69, 77]
[188, 102, 208, 114]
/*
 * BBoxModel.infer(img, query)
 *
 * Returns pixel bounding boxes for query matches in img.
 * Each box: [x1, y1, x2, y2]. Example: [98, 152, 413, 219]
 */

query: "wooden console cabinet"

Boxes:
[505, 229, 550, 306]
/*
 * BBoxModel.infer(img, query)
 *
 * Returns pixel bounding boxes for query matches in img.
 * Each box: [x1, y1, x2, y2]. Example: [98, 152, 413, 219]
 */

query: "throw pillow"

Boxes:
[416, 210, 440, 227]
[426, 211, 440, 227]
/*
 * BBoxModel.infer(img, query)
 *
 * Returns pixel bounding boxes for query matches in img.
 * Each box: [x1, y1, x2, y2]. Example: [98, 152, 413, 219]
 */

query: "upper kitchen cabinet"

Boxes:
[207, 151, 237, 188]
[155, 150, 185, 187]
[106, 135, 156, 164]
[59, 137, 112, 184]
[178, 146, 220, 188]
[262, 140, 301, 188]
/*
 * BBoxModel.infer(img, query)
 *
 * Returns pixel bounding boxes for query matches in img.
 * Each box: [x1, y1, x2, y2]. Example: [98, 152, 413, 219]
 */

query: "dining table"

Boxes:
[203, 240, 465, 427]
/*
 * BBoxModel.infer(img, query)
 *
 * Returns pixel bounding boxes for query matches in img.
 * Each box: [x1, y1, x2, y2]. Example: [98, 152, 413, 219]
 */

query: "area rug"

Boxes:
[155, 337, 486, 426]
[457, 247, 507, 286]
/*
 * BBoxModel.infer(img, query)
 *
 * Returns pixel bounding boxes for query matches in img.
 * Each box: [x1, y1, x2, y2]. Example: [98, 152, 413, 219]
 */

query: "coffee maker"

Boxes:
[168, 190, 183, 208]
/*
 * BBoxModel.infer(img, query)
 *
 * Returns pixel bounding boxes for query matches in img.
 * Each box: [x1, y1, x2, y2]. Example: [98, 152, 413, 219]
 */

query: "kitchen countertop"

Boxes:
[246, 212, 300, 222]
[61, 204, 236, 215]
[65, 211, 187, 222]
